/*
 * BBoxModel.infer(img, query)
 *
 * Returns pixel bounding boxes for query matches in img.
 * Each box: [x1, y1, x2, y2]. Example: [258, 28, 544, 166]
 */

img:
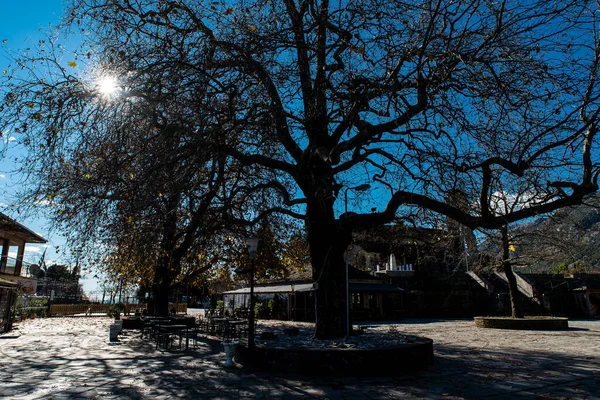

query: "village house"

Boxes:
[0, 212, 47, 332]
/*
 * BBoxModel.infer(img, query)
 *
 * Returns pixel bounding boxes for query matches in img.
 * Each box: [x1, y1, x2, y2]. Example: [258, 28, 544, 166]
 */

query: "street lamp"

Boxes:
[246, 235, 259, 351]
[343, 184, 371, 336]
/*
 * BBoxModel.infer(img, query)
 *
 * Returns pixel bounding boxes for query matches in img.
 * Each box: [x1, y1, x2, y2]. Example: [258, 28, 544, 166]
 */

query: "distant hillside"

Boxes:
[480, 194, 600, 273]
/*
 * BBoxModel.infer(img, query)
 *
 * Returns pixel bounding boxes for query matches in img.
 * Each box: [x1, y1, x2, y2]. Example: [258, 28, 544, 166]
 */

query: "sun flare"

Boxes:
[98, 76, 119, 96]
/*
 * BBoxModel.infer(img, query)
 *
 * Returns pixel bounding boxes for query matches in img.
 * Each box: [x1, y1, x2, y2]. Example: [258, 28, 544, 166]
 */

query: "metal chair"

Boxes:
[179, 322, 200, 350]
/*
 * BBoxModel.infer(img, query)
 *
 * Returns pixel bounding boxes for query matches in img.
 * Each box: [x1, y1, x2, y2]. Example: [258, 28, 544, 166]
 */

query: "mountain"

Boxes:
[479, 194, 600, 273]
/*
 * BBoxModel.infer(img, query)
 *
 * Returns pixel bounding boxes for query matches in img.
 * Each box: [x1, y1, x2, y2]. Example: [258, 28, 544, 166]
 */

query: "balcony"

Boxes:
[0, 256, 38, 279]
[374, 263, 416, 277]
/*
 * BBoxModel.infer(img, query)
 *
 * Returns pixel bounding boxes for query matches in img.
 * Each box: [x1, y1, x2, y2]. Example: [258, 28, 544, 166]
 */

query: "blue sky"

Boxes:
[1, 1, 102, 297]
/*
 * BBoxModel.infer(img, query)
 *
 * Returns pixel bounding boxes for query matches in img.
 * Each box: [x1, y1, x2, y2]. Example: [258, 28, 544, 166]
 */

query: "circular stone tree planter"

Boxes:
[235, 338, 434, 376]
[474, 316, 569, 331]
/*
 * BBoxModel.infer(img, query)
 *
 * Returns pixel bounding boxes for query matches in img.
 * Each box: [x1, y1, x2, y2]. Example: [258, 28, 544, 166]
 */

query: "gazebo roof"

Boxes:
[0, 212, 47, 244]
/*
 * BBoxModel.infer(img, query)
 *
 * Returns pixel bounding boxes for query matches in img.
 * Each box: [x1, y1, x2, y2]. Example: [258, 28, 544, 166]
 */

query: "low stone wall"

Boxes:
[49, 303, 188, 316]
[474, 316, 569, 330]
[235, 338, 434, 376]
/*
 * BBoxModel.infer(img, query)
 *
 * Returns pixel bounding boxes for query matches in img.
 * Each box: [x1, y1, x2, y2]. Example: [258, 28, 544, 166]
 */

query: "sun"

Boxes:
[97, 76, 120, 97]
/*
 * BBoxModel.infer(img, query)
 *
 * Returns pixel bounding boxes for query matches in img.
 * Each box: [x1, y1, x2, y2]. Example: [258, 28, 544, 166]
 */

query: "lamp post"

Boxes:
[343, 184, 371, 336]
[246, 235, 260, 351]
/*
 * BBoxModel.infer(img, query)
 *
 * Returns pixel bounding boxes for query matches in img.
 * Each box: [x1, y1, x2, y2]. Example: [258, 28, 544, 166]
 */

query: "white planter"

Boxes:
[109, 323, 120, 342]
[222, 341, 238, 367]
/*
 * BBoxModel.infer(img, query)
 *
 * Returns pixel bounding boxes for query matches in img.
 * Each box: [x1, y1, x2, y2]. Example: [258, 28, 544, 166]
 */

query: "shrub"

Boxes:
[107, 303, 125, 320]
[254, 301, 264, 319]
[216, 300, 225, 315]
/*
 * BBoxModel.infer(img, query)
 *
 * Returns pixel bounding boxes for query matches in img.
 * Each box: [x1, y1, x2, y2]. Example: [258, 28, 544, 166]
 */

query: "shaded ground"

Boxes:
[0, 317, 598, 399]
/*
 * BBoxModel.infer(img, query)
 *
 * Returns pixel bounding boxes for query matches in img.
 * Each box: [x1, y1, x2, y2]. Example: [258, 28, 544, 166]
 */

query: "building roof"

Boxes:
[223, 281, 403, 295]
[0, 277, 19, 289]
[0, 212, 47, 244]
[223, 283, 314, 295]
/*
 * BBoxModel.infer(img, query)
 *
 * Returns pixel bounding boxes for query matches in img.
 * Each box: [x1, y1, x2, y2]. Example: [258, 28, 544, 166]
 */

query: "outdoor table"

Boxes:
[146, 319, 172, 339]
[156, 324, 187, 350]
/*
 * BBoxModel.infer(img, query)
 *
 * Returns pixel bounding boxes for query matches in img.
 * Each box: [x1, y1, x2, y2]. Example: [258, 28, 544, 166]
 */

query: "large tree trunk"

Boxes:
[152, 257, 174, 317]
[501, 225, 523, 318]
[151, 204, 180, 317]
[306, 194, 352, 339]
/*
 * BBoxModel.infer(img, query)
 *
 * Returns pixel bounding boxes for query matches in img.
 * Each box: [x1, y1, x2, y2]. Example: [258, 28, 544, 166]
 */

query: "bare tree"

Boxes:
[3, 0, 600, 337]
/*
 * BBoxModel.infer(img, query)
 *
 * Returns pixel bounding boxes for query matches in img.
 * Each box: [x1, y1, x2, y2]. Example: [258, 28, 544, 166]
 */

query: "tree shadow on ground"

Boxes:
[223, 340, 599, 399]
[357, 318, 473, 326]
[1, 324, 599, 399]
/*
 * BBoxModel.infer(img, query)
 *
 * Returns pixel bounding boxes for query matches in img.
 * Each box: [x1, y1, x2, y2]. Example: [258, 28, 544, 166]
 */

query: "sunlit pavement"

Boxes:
[0, 317, 599, 399]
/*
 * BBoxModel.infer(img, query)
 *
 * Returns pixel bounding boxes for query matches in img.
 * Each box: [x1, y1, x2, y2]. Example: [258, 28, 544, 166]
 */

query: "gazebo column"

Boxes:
[0, 239, 9, 273]
[14, 243, 25, 276]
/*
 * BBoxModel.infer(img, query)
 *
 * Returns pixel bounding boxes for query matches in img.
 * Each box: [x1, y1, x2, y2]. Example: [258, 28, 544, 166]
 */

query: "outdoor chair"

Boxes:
[141, 322, 153, 339]
[234, 308, 250, 320]
[156, 324, 187, 350]
[178, 322, 200, 350]
[220, 321, 239, 342]
[203, 316, 220, 336]
[200, 318, 214, 335]
[155, 327, 170, 350]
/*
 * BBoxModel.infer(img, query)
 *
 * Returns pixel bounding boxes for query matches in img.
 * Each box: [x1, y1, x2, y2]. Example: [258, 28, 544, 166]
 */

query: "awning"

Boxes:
[223, 283, 314, 295]
[223, 282, 403, 295]
[350, 282, 404, 292]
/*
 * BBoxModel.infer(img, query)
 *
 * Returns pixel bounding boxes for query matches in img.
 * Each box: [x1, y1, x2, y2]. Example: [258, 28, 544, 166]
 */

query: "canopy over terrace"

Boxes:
[223, 281, 403, 321]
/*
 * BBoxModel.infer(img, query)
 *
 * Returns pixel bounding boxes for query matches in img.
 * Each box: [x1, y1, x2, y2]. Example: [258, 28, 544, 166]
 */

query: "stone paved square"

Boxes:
[0, 317, 599, 399]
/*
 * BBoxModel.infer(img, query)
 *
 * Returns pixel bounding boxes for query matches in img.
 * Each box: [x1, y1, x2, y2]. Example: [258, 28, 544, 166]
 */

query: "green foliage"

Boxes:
[551, 261, 586, 276]
[107, 303, 125, 320]
[13, 297, 49, 320]
[254, 301, 265, 319]
[28, 298, 48, 308]
[267, 299, 275, 318]
[267, 294, 282, 319]
[551, 262, 569, 276]
[37, 264, 79, 280]
[216, 300, 225, 315]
